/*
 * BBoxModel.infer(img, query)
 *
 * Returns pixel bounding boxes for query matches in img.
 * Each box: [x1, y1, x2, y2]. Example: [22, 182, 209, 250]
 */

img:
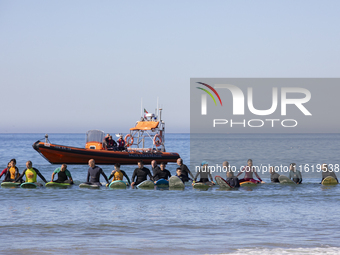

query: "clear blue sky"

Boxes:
[1, 0, 339, 133]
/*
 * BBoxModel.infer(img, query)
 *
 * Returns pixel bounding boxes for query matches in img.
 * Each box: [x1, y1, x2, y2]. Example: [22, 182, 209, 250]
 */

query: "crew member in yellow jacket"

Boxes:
[15, 161, 48, 186]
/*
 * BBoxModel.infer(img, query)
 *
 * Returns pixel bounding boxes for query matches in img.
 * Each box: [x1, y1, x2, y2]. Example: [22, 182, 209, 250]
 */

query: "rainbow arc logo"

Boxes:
[196, 82, 222, 115]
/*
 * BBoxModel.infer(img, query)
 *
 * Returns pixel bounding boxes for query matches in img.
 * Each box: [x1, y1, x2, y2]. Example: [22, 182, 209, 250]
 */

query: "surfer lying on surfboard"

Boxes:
[236, 159, 263, 184]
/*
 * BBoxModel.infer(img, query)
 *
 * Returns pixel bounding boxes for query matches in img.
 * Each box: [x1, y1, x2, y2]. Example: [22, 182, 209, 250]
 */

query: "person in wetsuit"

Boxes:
[0, 162, 11, 180]
[153, 162, 171, 182]
[270, 166, 280, 183]
[15, 161, 48, 186]
[194, 161, 214, 185]
[4, 159, 20, 182]
[176, 158, 194, 182]
[223, 161, 240, 188]
[288, 163, 302, 184]
[84, 159, 109, 186]
[236, 159, 263, 184]
[151, 160, 161, 176]
[107, 163, 131, 185]
[321, 163, 338, 183]
[51, 164, 73, 184]
[175, 168, 186, 183]
[131, 160, 153, 187]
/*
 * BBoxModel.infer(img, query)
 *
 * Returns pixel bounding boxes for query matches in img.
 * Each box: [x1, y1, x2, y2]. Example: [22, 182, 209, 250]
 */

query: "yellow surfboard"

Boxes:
[322, 176, 338, 185]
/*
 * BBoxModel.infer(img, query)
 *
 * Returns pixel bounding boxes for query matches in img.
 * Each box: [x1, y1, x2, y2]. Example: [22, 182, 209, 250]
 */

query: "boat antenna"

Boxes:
[141, 98, 143, 119]
[157, 97, 159, 120]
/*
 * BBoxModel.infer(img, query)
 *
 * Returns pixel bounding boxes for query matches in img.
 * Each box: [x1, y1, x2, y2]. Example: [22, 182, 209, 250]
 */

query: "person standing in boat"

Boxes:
[151, 160, 161, 175]
[321, 163, 338, 183]
[103, 133, 110, 149]
[106, 136, 117, 150]
[84, 159, 110, 186]
[176, 158, 194, 182]
[288, 163, 302, 184]
[107, 163, 131, 185]
[153, 162, 171, 182]
[236, 159, 263, 184]
[117, 135, 126, 151]
[15, 161, 48, 186]
[51, 164, 73, 184]
[131, 160, 153, 187]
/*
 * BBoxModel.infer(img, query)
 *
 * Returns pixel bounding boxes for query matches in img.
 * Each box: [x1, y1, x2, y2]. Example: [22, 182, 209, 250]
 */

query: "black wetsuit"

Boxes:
[153, 169, 171, 181]
[179, 164, 193, 182]
[176, 174, 186, 183]
[85, 166, 109, 186]
[226, 177, 240, 188]
[270, 172, 280, 183]
[152, 166, 161, 176]
[4, 166, 19, 182]
[131, 167, 153, 185]
[55, 171, 73, 184]
[194, 167, 213, 183]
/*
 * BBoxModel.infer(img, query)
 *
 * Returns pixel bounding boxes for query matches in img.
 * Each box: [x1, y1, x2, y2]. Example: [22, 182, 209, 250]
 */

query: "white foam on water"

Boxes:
[212, 247, 340, 255]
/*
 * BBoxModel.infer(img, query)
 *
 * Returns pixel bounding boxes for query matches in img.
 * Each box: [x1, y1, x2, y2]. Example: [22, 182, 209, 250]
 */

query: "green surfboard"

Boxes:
[137, 180, 154, 189]
[279, 175, 296, 184]
[240, 181, 257, 186]
[322, 176, 338, 185]
[45, 182, 71, 188]
[109, 180, 127, 189]
[169, 176, 185, 189]
[1, 182, 21, 188]
[193, 182, 210, 190]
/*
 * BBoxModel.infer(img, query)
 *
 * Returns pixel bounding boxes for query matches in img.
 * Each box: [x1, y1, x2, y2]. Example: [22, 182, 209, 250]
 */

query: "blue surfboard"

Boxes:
[155, 179, 169, 186]
[21, 182, 37, 189]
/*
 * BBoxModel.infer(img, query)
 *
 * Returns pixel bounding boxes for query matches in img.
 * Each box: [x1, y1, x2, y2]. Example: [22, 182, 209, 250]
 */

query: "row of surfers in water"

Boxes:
[0, 158, 195, 187]
[0, 158, 338, 187]
[199, 159, 339, 187]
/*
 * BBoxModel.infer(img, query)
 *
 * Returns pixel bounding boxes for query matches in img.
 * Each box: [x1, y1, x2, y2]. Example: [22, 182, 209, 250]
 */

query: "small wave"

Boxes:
[215, 247, 340, 255]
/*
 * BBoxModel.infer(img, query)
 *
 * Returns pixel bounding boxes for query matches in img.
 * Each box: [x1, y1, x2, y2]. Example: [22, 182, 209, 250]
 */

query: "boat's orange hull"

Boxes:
[33, 141, 180, 165]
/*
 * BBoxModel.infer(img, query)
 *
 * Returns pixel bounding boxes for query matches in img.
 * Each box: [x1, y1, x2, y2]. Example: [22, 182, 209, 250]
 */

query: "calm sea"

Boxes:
[1, 133, 340, 255]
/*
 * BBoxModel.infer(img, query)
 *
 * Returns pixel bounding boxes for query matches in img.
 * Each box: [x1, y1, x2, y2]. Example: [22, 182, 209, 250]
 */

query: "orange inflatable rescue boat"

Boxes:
[33, 109, 180, 165]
